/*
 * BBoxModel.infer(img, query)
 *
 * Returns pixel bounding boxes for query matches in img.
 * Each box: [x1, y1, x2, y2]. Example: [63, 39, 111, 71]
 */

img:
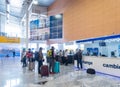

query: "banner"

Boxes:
[0, 36, 20, 43]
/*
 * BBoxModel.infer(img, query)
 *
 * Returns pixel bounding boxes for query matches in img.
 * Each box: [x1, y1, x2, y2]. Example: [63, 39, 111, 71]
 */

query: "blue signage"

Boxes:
[30, 19, 39, 29]
[76, 34, 120, 43]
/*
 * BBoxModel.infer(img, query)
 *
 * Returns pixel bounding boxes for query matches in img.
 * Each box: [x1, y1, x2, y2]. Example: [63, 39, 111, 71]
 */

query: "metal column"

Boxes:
[26, 11, 29, 50]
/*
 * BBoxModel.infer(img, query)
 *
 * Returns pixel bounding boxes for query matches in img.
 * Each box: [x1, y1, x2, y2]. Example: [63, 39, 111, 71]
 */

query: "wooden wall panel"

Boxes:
[48, 0, 70, 15]
[48, 0, 120, 42]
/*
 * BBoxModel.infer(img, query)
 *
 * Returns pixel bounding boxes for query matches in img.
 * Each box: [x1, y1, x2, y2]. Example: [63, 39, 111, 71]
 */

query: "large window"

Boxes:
[50, 14, 63, 39]
[29, 16, 50, 41]
[5, 23, 21, 37]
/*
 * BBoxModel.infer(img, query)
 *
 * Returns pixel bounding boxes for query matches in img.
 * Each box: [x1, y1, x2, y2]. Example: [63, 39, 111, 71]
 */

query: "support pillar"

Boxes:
[36, 43, 39, 51]
[26, 11, 29, 50]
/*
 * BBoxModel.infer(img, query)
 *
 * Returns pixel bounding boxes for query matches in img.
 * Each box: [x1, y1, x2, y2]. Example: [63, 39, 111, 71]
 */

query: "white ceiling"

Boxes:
[0, 0, 55, 22]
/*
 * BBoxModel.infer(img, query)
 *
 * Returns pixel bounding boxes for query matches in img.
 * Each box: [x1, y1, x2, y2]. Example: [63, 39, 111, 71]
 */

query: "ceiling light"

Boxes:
[33, 0, 38, 4]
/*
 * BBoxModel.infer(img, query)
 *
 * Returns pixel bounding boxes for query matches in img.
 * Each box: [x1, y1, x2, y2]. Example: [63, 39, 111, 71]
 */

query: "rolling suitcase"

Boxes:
[54, 62, 60, 73]
[41, 65, 49, 77]
[29, 62, 35, 70]
[86, 68, 96, 74]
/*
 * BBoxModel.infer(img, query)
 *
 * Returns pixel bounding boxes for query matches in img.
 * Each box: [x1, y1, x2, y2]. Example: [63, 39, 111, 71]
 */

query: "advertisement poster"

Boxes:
[30, 28, 50, 41]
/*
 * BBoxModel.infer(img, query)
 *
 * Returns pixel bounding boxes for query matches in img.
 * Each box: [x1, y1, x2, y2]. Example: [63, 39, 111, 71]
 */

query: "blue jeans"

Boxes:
[49, 58, 55, 72]
[38, 60, 43, 74]
[77, 59, 83, 69]
[22, 57, 27, 67]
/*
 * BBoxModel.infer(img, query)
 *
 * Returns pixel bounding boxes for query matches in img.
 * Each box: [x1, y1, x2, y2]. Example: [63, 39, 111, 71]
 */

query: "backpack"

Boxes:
[48, 50, 52, 57]
[35, 52, 39, 61]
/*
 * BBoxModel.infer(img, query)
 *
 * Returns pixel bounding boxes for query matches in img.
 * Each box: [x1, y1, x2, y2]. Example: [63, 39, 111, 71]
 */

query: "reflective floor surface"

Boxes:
[0, 57, 120, 87]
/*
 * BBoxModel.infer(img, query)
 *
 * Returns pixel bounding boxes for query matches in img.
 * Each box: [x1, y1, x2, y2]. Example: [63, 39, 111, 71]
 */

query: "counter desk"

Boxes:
[74, 56, 120, 77]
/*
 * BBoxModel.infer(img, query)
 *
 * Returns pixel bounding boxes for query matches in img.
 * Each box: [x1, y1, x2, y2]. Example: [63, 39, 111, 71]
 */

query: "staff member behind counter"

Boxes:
[64, 49, 75, 65]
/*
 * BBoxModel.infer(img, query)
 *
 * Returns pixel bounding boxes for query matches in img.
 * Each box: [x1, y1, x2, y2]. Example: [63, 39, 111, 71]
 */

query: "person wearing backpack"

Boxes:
[46, 50, 50, 63]
[34, 51, 39, 61]
[38, 47, 43, 74]
[49, 46, 55, 74]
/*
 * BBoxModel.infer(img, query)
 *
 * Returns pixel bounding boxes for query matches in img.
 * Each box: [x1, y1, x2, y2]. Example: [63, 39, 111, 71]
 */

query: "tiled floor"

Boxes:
[0, 57, 120, 87]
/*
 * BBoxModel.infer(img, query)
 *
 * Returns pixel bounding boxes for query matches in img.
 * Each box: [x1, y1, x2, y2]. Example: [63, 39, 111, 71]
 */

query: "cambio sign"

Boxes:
[83, 56, 120, 77]
[103, 64, 120, 69]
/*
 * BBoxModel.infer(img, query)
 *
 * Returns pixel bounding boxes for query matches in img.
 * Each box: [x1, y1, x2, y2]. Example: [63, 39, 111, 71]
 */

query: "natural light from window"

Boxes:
[5, 23, 21, 37]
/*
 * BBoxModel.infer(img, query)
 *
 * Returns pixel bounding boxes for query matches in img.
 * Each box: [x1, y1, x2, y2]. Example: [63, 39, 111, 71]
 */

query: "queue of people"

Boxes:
[21, 47, 83, 76]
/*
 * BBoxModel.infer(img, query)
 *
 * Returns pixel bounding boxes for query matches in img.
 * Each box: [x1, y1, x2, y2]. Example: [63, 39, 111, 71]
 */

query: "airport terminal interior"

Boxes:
[0, 0, 120, 87]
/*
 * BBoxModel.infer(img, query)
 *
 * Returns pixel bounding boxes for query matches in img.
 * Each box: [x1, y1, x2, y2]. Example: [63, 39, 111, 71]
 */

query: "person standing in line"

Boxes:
[34, 50, 39, 61]
[46, 50, 50, 64]
[49, 46, 55, 74]
[26, 48, 34, 70]
[38, 47, 43, 74]
[77, 49, 83, 70]
[21, 49, 27, 67]
[26, 48, 33, 62]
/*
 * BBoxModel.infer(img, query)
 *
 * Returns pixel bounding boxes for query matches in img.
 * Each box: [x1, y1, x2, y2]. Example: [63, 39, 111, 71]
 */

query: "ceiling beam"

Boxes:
[21, 0, 33, 22]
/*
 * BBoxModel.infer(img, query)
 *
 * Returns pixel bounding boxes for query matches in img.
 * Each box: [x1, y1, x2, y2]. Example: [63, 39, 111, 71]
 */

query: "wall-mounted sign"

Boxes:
[80, 56, 120, 77]
[0, 36, 20, 43]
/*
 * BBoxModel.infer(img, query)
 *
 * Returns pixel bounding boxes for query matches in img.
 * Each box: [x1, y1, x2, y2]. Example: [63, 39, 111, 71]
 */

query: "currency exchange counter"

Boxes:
[74, 56, 120, 77]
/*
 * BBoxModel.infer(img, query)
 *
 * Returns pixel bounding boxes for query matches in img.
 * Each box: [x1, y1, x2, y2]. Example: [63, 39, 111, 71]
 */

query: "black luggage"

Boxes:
[41, 65, 49, 77]
[86, 68, 96, 74]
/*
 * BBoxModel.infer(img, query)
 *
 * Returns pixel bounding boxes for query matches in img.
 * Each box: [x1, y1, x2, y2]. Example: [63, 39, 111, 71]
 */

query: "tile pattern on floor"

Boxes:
[0, 57, 120, 87]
